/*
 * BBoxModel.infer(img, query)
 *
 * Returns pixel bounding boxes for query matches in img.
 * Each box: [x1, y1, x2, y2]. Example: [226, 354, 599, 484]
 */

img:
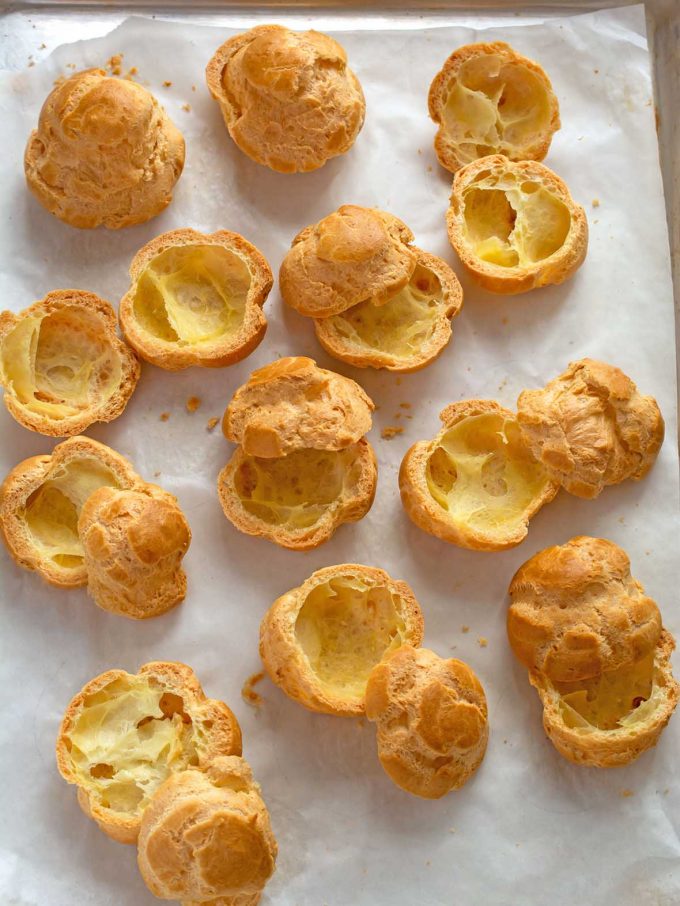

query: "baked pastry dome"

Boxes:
[138, 756, 277, 902]
[0, 290, 140, 436]
[508, 537, 678, 767]
[206, 25, 365, 173]
[365, 645, 488, 798]
[260, 564, 424, 716]
[24, 69, 185, 229]
[447, 155, 588, 294]
[218, 358, 377, 550]
[428, 42, 560, 173]
[0, 436, 142, 587]
[79, 485, 191, 619]
[56, 662, 242, 844]
[119, 229, 273, 370]
[399, 400, 558, 551]
[516, 358, 664, 499]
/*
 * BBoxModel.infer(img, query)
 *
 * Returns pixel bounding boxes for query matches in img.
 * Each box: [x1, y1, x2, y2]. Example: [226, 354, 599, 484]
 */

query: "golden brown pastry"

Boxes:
[25, 69, 185, 229]
[0, 436, 142, 587]
[260, 564, 424, 716]
[79, 485, 191, 619]
[428, 42, 560, 174]
[447, 155, 588, 294]
[138, 756, 277, 902]
[365, 645, 488, 798]
[56, 662, 242, 844]
[0, 290, 140, 436]
[399, 400, 558, 551]
[206, 25, 365, 173]
[119, 229, 273, 370]
[218, 358, 377, 549]
[516, 359, 664, 499]
[508, 537, 678, 767]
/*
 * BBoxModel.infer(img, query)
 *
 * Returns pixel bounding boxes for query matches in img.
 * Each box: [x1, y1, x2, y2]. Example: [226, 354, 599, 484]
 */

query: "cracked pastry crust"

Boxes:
[0, 290, 140, 436]
[0, 436, 142, 587]
[206, 25, 365, 173]
[79, 485, 191, 620]
[428, 41, 560, 174]
[24, 69, 185, 229]
[138, 756, 277, 902]
[447, 155, 588, 294]
[399, 399, 558, 551]
[516, 358, 664, 499]
[365, 645, 488, 798]
[56, 661, 242, 844]
[508, 537, 678, 767]
[119, 229, 273, 370]
[260, 564, 424, 716]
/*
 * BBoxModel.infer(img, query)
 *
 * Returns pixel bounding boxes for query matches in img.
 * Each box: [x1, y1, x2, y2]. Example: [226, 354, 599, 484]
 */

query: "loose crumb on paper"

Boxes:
[159, 411, 170, 422]
[186, 395, 201, 413]
[153, 470, 161, 478]
[620, 789, 635, 798]
[381, 426, 403, 440]
[191, 84, 197, 92]
[461, 625, 470, 633]
[206, 416, 219, 431]
[182, 103, 192, 113]
[592, 198, 600, 208]
[107, 54, 123, 76]
[399, 402, 411, 410]
[241, 671, 265, 708]
[477, 637, 488, 648]
[163, 80, 172, 87]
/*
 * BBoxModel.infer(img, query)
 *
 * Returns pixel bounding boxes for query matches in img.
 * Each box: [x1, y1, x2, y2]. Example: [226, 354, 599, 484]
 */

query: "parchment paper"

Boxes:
[0, 6, 678, 905]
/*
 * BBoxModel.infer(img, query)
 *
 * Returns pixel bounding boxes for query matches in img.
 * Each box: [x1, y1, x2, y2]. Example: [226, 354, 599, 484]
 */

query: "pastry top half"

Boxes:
[223, 356, 374, 458]
[56, 661, 242, 844]
[516, 358, 664, 499]
[79, 484, 191, 620]
[0, 436, 143, 587]
[428, 41, 560, 173]
[260, 564, 424, 716]
[0, 290, 140, 436]
[137, 756, 277, 902]
[25, 69, 185, 229]
[447, 155, 588, 294]
[119, 229, 273, 371]
[206, 25, 365, 173]
[365, 645, 488, 799]
[399, 399, 558, 551]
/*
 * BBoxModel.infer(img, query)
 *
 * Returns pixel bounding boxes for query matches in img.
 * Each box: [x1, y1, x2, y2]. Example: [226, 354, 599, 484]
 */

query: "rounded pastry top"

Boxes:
[120, 229, 273, 371]
[429, 42, 560, 173]
[259, 564, 424, 716]
[508, 536, 662, 683]
[365, 645, 488, 798]
[280, 206, 417, 318]
[0, 290, 140, 436]
[24, 69, 185, 229]
[223, 356, 374, 458]
[206, 25, 365, 173]
[516, 358, 664, 499]
[138, 756, 277, 902]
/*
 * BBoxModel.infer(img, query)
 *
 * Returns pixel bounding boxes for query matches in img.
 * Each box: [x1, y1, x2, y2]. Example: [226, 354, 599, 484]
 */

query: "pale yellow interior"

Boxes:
[133, 245, 252, 346]
[425, 412, 551, 538]
[462, 170, 571, 268]
[234, 446, 360, 530]
[65, 675, 199, 816]
[555, 651, 657, 732]
[442, 53, 552, 164]
[320, 263, 445, 363]
[0, 309, 123, 420]
[22, 457, 121, 570]
[295, 576, 408, 700]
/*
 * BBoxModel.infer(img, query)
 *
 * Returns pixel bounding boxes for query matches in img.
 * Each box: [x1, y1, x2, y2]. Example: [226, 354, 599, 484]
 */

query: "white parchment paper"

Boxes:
[0, 6, 678, 905]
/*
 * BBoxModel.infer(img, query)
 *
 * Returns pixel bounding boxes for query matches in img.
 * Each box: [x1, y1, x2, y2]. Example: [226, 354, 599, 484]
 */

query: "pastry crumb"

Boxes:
[39, 42, 47, 49]
[153, 470, 161, 478]
[163, 80, 172, 87]
[206, 416, 219, 431]
[186, 395, 201, 413]
[448, 828, 456, 834]
[399, 402, 411, 409]
[126, 66, 138, 78]
[477, 637, 488, 648]
[107, 54, 123, 76]
[159, 411, 170, 422]
[191, 84, 197, 92]
[592, 198, 600, 208]
[427, 165, 433, 172]
[593, 68, 599, 74]
[381, 426, 403, 440]
[395, 377, 402, 386]
[241, 671, 265, 708]
[461, 625, 469, 633]
[28, 61, 35, 68]
[620, 789, 634, 798]
[181, 103, 191, 112]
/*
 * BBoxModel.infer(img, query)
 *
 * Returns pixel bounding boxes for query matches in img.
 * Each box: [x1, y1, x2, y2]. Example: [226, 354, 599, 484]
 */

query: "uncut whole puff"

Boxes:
[24, 69, 185, 229]
[206, 25, 365, 173]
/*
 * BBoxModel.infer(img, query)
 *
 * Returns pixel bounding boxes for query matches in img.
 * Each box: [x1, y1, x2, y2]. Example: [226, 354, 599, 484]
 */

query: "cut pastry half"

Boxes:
[119, 229, 273, 370]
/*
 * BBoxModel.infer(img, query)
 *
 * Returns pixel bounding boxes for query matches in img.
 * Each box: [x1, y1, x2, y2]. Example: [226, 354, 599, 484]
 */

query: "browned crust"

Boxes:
[259, 564, 424, 716]
[428, 42, 560, 174]
[119, 229, 273, 371]
[313, 247, 463, 372]
[55, 661, 243, 843]
[0, 290, 140, 436]
[446, 155, 588, 295]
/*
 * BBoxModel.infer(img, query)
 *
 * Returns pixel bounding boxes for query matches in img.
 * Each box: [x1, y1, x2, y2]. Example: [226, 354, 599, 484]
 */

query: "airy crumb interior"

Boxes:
[295, 576, 408, 700]
[442, 52, 553, 164]
[133, 244, 251, 346]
